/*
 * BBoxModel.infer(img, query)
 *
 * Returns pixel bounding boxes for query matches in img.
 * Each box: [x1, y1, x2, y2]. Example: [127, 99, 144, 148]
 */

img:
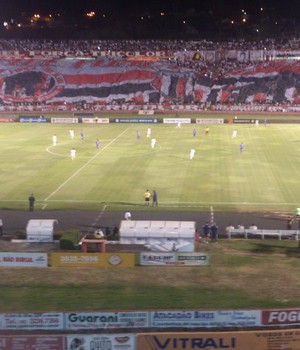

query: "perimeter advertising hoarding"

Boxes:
[65, 312, 148, 330]
[82, 117, 110, 123]
[149, 310, 260, 328]
[50, 253, 134, 267]
[1, 313, 63, 330]
[262, 308, 300, 326]
[0, 335, 64, 350]
[163, 118, 191, 124]
[233, 119, 255, 123]
[140, 252, 209, 266]
[0, 252, 47, 267]
[66, 334, 135, 350]
[19, 116, 47, 123]
[0, 115, 15, 122]
[114, 118, 159, 123]
[196, 118, 224, 124]
[137, 330, 300, 350]
[51, 117, 79, 123]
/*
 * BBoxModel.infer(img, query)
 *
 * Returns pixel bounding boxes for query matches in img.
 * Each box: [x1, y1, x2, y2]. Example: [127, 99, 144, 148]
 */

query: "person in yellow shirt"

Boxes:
[144, 189, 151, 206]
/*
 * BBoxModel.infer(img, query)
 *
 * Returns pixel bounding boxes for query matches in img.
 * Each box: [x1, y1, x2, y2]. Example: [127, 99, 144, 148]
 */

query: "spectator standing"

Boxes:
[124, 211, 131, 220]
[113, 225, 119, 238]
[202, 222, 210, 239]
[152, 190, 158, 206]
[286, 216, 293, 230]
[28, 194, 35, 212]
[296, 207, 300, 229]
[0, 218, 3, 236]
[226, 223, 234, 236]
[210, 223, 218, 242]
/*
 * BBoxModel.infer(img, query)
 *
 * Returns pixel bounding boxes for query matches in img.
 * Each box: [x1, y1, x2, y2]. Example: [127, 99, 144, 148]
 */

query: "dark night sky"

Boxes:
[0, 0, 299, 39]
[0, 0, 299, 19]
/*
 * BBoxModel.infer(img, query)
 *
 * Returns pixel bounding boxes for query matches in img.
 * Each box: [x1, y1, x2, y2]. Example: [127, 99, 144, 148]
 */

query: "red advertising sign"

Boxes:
[262, 308, 300, 325]
[0, 335, 64, 350]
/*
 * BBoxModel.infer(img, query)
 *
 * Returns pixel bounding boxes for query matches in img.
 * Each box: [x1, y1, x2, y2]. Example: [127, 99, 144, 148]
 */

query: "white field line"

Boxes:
[1, 200, 300, 206]
[210, 206, 214, 224]
[90, 204, 108, 232]
[44, 127, 130, 201]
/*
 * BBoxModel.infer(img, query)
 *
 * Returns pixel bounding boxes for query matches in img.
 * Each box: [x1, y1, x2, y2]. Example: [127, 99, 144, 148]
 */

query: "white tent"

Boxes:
[26, 219, 58, 242]
[119, 220, 196, 252]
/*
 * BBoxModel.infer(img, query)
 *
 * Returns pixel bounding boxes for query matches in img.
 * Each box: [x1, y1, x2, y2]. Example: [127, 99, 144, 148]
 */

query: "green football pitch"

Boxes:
[1, 120, 299, 212]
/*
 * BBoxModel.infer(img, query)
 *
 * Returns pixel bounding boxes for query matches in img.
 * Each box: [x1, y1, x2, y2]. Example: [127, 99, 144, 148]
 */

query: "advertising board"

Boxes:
[140, 252, 209, 266]
[163, 118, 191, 124]
[0, 252, 47, 267]
[51, 117, 78, 123]
[137, 329, 300, 350]
[0, 335, 64, 350]
[50, 253, 134, 267]
[262, 308, 300, 326]
[114, 118, 159, 123]
[66, 334, 135, 350]
[65, 311, 148, 330]
[1, 313, 63, 330]
[149, 310, 260, 328]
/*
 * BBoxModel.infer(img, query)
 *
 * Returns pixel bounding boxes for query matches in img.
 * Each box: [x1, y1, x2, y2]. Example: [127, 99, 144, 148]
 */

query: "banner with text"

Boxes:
[0, 312, 63, 330]
[140, 252, 209, 266]
[149, 310, 260, 328]
[50, 253, 134, 268]
[66, 334, 135, 350]
[0, 252, 47, 267]
[65, 311, 148, 330]
[137, 329, 300, 350]
[0, 335, 64, 350]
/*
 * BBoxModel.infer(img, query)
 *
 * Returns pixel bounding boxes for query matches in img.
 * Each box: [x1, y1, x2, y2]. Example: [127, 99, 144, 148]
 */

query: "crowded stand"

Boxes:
[0, 38, 300, 113]
[2, 37, 300, 52]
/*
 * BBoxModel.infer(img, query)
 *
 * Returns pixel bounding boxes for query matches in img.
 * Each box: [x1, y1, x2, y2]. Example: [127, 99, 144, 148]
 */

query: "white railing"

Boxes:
[227, 229, 300, 240]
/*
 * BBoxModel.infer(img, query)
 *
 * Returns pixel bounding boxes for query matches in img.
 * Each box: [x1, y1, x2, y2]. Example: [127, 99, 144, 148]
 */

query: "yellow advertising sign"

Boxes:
[137, 329, 300, 350]
[50, 253, 100, 267]
[50, 253, 134, 267]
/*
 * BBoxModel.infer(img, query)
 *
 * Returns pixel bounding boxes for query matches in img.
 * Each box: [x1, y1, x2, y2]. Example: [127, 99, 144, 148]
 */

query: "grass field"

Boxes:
[1, 116, 300, 212]
[1, 114, 300, 313]
[1, 239, 300, 312]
